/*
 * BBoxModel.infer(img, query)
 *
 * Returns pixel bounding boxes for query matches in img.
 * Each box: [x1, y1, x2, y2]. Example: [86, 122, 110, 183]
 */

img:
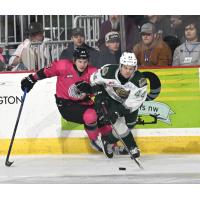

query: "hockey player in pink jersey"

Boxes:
[21, 47, 114, 152]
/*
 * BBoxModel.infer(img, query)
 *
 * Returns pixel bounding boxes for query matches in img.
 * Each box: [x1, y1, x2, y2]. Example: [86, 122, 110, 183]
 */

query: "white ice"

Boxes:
[1, 154, 200, 183]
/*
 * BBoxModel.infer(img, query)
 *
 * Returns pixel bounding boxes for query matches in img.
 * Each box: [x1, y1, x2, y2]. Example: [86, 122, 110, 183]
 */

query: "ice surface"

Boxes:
[1, 154, 200, 183]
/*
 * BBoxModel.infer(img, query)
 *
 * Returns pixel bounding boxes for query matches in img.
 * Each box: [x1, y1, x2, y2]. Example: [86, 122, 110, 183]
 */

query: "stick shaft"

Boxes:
[101, 102, 143, 169]
[5, 89, 27, 166]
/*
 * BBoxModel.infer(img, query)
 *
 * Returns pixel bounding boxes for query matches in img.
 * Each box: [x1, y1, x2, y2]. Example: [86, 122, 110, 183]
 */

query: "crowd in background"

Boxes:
[1, 15, 200, 71]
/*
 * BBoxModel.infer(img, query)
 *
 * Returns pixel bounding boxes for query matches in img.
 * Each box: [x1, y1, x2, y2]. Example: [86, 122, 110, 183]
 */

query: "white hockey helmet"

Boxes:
[120, 52, 137, 67]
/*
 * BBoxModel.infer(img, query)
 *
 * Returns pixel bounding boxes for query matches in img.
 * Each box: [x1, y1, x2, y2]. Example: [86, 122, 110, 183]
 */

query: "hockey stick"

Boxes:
[5, 88, 27, 167]
[101, 102, 143, 170]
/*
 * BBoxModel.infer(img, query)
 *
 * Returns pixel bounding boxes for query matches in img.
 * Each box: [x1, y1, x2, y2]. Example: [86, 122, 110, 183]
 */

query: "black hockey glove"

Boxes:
[108, 111, 120, 124]
[95, 94, 111, 124]
[21, 74, 37, 93]
[75, 81, 92, 94]
[94, 91, 109, 112]
[97, 102, 119, 125]
[92, 85, 109, 111]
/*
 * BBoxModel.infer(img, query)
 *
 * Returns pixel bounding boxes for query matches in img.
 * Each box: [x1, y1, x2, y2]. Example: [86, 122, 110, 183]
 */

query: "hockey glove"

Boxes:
[108, 111, 120, 124]
[95, 91, 109, 112]
[97, 105, 119, 125]
[21, 74, 37, 93]
[75, 81, 92, 94]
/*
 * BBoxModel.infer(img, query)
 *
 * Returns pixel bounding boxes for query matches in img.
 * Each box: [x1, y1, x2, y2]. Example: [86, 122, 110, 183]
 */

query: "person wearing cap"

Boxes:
[60, 27, 99, 67]
[9, 22, 50, 71]
[98, 15, 140, 51]
[97, 31, 121, 68]
[140, 16, 172, 40]
[133, 22, 172, 66]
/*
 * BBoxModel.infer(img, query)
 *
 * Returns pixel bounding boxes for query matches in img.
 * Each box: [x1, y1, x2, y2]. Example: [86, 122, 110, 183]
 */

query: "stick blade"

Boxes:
[5, 160, 14, 167]
[131, 156, 144, 170]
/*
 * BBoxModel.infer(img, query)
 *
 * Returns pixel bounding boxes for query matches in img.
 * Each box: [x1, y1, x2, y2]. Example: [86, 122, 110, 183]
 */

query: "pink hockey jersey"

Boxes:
[36, 59, 97, 105]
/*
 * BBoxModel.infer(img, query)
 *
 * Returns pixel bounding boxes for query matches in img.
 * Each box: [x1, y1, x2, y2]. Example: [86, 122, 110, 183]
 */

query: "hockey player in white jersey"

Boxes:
[89, 52, 148, 159]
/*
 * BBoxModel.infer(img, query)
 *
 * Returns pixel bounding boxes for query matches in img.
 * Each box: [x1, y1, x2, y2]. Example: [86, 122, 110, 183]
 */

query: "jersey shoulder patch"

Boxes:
[130, 71, 147, 88]
[100, 64, 118, 79]
[101, 65, 109, 76]
[138, 78, 147, 87]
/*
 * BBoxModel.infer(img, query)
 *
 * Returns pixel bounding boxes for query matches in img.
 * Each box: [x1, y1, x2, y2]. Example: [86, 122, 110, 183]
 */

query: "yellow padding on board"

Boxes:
[136, 136, 200, 154]
[1, 136, 200, 155]
[0, 138, 96, 155]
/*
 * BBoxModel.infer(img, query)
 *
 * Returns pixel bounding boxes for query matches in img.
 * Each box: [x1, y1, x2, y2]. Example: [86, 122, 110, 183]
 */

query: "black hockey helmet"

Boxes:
[73, 47, 90, 60]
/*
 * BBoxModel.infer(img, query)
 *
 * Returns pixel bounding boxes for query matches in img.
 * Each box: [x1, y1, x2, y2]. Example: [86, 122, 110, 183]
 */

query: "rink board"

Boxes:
[1, 135, 200, 155]
[0, 66, 200, 155]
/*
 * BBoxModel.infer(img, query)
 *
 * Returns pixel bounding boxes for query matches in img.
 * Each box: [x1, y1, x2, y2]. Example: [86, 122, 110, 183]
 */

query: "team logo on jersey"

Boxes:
[66, 74, 73, 78]
[68, 84, 83, 98]
[101, 66, 109, 76]
[113, 87, 130, 99]
[139, 78, 147, 87]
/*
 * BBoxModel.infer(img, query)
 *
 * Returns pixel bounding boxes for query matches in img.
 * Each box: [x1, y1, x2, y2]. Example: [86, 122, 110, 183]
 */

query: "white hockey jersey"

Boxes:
[90, 64, 148, 112]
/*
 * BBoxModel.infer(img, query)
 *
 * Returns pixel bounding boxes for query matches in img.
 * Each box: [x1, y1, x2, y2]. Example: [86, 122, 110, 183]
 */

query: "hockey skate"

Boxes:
[90, 139, 103, 152]
[99, 136, 113, 158]
[90, 138, 128, 155]
[129, 147, 140, 159]
[112, 144, 128, 155]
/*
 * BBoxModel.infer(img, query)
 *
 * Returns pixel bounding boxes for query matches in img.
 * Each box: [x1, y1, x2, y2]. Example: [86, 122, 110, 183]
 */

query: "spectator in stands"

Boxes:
[163, 35, 180, 57]
[0, 47, 6, 71]
[98, 15, 120, 49]
[97, 31, 121, 68]
[9, 22, 50, 71]
[60, 27, 99, 67]
[0, 47, 5, 63]
[133, 22, 172, 66]
[162, 15, 185, 56]
[98, 15, 140, 51]
[140, 15, 172, 40]
[169, 15, 185, 42]
[173, 18, 200, 66]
